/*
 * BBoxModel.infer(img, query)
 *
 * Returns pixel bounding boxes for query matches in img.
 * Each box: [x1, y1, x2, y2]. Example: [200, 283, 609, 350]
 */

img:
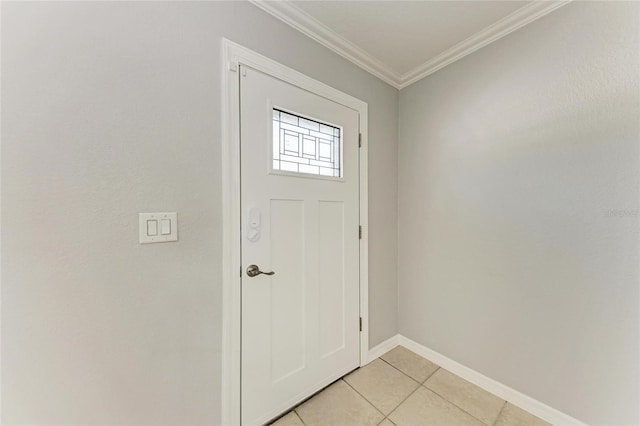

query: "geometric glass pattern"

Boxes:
[272, 108, 342, 178]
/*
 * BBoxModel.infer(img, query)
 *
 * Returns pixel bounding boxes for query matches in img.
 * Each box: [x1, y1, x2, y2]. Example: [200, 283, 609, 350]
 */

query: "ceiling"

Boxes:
[250, 0, 570, 89]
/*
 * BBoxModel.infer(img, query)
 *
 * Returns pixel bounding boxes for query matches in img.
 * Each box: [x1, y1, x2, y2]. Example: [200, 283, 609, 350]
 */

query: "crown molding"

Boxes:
[248, 0, 403, 88]
[398, 0, 572, 88]
[250, 0, 571, 90]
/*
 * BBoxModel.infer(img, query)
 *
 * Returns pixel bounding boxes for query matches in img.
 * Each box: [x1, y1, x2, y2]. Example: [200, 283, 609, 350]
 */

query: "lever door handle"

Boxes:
[246, 264, 275, 277]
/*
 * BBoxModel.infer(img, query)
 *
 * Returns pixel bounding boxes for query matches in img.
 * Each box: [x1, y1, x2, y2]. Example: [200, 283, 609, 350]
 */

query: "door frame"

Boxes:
[221, 39, 369, 426]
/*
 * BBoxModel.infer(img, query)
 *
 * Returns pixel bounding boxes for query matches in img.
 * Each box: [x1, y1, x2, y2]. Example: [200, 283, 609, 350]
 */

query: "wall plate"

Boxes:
[139, 212, 178, 244]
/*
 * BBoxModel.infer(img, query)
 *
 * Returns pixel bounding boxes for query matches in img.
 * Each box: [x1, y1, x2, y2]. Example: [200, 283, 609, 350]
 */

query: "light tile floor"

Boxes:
[270, 346, 551, 426]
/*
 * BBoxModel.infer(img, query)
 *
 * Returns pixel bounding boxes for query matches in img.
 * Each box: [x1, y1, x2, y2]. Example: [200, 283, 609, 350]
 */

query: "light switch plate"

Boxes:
[139, 212, 178, 244]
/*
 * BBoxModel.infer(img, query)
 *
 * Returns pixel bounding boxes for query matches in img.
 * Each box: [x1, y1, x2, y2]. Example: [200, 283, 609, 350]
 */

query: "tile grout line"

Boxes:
[348, 352, 431, 426]
[390, 349, 507, 426]
[379, 416, 397, 426]
[341, 378, 388, 418]
[281, 353, 424, 425]
[421, 379, 504, 426]
[420, 362, 441, 384]
[380, 351, 503, 426]
[368, 355, 431, 417]
[491, 400, 508, 426]
[276, 348, 512, 426]
[284, 371, 356, 425]
[378, 355, 434, 385]
[376, 352, 443, 421]
[292, 408, 305, 425]
[383, 370, 431, 421]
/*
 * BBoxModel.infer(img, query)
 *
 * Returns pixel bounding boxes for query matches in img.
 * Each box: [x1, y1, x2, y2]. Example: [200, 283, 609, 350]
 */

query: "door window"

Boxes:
[272, 108, 343, 178]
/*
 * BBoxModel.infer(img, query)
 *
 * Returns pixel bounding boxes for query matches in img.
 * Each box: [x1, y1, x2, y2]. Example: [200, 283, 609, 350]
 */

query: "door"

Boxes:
[240, 65, 361, 425]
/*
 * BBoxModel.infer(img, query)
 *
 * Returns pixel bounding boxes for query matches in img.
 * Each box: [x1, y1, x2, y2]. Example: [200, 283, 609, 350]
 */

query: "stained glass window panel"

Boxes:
[272, 108, 342, 178]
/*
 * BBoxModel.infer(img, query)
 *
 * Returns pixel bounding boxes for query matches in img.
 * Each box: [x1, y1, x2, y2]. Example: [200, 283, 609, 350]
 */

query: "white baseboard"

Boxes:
[366, 334, 399, 364]
[396, 335, 586, 426]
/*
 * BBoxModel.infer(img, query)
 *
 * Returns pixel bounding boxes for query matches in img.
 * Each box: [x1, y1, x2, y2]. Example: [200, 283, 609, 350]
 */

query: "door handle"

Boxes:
[246, 264, 275, 277]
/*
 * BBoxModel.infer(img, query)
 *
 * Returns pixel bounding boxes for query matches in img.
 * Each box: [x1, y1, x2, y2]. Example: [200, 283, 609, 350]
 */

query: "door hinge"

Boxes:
[358, 133, 362, 148]
[359, 317, 363, 332]
[359, 225, 362, 239]
[240, 266, 242, 277]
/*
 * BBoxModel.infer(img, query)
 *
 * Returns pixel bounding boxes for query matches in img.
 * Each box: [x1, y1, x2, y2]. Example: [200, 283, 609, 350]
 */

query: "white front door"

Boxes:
[240, 65, 361, 425]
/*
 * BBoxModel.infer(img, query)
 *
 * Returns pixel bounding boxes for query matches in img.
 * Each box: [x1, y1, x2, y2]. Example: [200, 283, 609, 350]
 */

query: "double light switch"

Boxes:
[139, 212, 178, 244]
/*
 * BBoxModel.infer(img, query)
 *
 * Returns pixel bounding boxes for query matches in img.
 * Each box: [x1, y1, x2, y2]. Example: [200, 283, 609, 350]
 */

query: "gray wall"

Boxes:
[398, 2, 639, 425]
[1, 2, 398, 424]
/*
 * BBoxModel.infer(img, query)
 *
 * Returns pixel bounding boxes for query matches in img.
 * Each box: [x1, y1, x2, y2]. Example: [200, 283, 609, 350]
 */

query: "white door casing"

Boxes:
[221, 39, 369, 426]
[241, 66, 360, 425]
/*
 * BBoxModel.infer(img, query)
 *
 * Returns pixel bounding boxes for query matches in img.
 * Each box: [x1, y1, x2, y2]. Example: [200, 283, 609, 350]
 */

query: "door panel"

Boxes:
[240, 66, 360, 425]
[269, 199, 305, 382]
[318, 201, 345, 358]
